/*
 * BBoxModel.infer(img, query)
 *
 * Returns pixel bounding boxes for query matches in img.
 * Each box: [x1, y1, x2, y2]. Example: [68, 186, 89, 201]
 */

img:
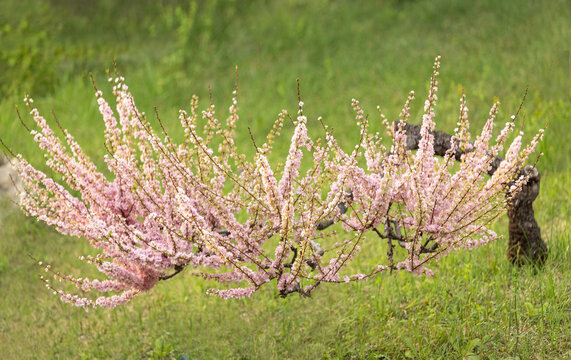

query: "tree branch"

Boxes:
[401, 121, 547, 264]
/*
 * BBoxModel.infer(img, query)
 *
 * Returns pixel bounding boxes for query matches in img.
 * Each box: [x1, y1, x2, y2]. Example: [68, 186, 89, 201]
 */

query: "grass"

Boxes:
[1, 0, 570, 358]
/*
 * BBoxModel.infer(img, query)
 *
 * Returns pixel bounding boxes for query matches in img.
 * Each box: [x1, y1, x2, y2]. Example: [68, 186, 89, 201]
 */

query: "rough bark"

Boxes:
[401, 122, 548, 266]
[506, 165, 547, 265]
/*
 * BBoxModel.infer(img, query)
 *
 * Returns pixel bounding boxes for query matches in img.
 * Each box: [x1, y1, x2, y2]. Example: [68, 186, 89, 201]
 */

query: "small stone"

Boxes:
[0, 157, 21, 202]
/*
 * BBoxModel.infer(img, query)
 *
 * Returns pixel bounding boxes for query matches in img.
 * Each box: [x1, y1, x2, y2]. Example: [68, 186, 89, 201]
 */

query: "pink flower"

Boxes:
[15, 57, 543, 307]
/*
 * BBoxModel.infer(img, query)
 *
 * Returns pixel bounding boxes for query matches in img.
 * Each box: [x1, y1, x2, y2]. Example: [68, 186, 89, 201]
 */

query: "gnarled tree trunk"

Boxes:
[506, 165, 547, 265]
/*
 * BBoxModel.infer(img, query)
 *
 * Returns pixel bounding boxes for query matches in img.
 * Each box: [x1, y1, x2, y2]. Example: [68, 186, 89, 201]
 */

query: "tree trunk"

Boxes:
[506, 165, 547, 265]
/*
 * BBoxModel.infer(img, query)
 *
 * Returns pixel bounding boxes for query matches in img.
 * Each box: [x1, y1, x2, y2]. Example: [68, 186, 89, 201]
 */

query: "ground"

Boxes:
[0, 0, 570, 359]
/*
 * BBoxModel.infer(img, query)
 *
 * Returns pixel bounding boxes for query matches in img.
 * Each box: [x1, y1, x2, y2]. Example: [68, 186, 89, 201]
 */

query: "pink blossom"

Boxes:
[14, 57, 543, 307]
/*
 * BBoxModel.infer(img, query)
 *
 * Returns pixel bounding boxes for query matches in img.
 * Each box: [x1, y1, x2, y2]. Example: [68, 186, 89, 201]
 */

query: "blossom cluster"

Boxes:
[12, 57, 542, 308]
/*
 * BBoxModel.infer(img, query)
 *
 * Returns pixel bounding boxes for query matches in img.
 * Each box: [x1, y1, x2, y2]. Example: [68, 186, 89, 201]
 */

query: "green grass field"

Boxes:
[1, 0, 570, 358]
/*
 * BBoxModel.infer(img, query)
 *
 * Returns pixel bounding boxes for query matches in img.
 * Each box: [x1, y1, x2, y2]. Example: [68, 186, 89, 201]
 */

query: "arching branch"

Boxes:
[401, 122, 547, 265]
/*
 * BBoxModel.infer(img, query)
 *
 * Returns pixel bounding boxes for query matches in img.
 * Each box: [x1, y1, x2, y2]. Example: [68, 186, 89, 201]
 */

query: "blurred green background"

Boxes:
[0, 0, 570, 359]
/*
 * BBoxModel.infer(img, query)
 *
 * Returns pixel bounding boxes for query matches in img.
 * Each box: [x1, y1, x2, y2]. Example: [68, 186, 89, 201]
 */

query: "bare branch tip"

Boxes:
[0, 137, 15, 158]
[15, 107, 31, 133]
[89, 72, 98, 91]
[112, 57, 119, 76]
[248, 127, 259, 152]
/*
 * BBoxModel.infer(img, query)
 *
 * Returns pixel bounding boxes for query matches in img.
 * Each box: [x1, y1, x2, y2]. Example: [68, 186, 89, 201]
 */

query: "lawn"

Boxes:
[0, 0, 570, 359]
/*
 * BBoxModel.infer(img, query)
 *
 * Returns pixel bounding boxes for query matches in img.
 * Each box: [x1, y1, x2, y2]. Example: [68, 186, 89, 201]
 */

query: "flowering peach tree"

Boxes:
[4, 57, 544, 309]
